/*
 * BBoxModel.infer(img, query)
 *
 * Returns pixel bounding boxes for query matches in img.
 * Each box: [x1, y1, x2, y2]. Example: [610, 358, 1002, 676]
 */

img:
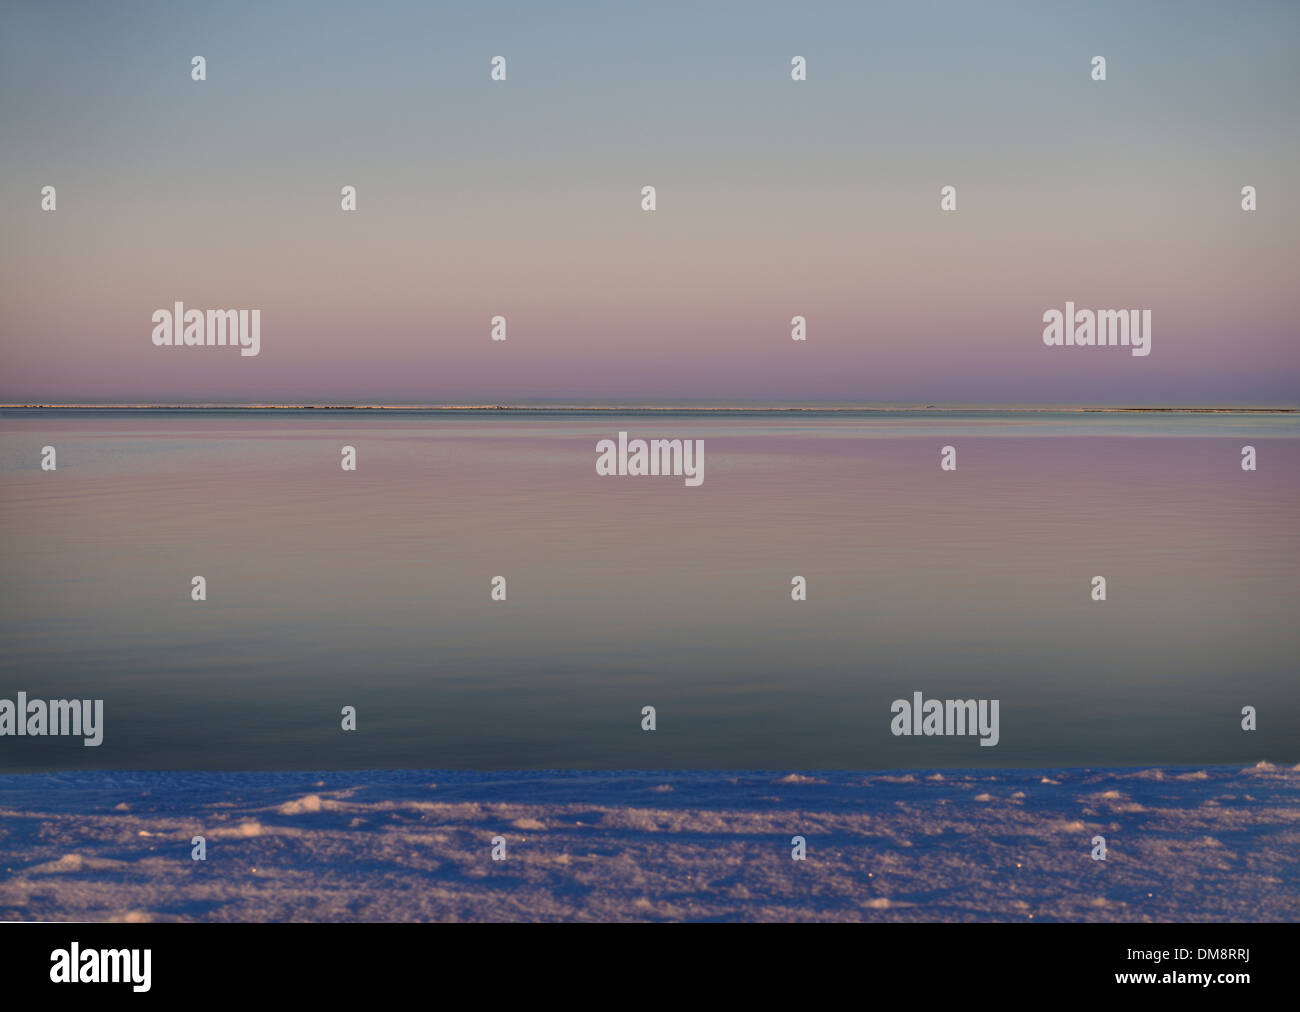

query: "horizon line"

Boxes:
[3, 402, 1299, 414]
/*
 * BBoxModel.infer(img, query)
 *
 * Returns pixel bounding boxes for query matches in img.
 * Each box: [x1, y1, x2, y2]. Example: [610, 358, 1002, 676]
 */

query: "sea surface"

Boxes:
[1, 408, 1297, 771]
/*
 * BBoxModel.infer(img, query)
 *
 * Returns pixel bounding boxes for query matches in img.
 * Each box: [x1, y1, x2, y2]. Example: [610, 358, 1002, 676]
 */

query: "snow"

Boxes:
[1, 766, 1296, 921]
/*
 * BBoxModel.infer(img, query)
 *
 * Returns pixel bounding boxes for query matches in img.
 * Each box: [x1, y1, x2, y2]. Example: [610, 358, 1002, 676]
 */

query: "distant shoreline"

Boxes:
[3, 404, 1297, 414]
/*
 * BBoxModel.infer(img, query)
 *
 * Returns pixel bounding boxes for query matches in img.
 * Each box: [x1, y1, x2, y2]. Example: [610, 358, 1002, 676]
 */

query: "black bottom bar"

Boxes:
[0, 922, 1283, 998]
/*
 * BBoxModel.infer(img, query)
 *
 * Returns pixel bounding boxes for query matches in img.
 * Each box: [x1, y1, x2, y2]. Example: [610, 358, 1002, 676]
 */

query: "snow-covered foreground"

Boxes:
[1, 765, 1297, 922]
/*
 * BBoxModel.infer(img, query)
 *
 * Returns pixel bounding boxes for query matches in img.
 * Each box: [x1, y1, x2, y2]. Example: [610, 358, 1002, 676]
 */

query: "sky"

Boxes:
[1, 0, 1297, 405]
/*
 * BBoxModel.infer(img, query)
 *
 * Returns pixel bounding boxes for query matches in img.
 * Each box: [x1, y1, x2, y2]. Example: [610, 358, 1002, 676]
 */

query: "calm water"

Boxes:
[1, 409, 1297, 771]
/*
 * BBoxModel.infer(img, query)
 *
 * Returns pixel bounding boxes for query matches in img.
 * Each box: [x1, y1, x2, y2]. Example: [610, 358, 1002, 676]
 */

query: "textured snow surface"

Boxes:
[1, 765, 1297, 922]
